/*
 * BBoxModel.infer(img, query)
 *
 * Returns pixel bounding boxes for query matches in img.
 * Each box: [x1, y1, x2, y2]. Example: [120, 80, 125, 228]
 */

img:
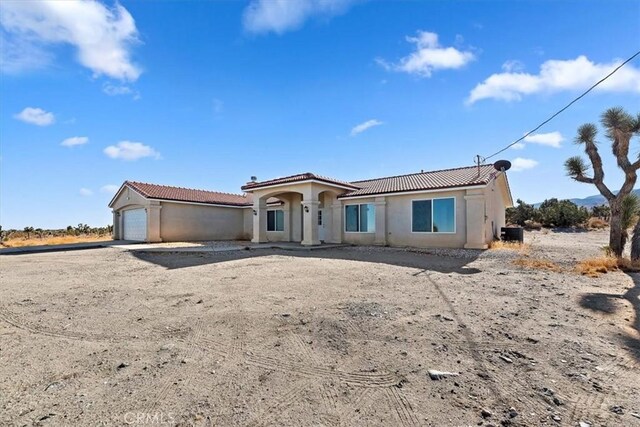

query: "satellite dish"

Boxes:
[493, 160, 512, 172]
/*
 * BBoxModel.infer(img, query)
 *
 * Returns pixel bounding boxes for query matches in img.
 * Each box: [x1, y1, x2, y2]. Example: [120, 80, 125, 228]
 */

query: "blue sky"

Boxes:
[1, 0, 639, 229]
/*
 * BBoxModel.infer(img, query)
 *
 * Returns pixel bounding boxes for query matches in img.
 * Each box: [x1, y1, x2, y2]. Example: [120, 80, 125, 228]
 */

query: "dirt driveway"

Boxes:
[0, 231, 638, 426]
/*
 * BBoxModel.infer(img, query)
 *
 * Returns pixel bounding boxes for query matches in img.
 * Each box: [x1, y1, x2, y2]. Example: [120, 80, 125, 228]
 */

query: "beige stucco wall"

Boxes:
[159, 202, 247, 241]
[111, 186, 149, 211]
[383, 191, 467, 248]
[243, 208, 253, 238]
[484, 174, 510, 242]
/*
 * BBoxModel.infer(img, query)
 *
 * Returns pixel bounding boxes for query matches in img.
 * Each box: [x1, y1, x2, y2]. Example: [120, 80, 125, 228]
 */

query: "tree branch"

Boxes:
[583, 140, 616, 201]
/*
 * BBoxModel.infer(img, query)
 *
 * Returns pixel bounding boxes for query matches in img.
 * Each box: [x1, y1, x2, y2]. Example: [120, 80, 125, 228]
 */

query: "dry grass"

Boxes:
[586, 217, 608, 229]
[513, 257, 563, 272]
[0, 235, 112, 248]
[575, 256, 640, 277]
[489, 240, 530, 252]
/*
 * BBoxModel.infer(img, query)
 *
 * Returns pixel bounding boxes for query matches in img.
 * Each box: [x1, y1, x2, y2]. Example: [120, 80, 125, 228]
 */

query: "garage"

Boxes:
[123, 208, 147, 241]
[109, 181, 254, 243]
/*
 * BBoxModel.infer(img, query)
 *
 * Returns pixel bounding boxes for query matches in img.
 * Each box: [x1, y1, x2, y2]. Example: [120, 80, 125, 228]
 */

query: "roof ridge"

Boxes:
[126, 180, 248, 198]
[350, 164, 492, 184]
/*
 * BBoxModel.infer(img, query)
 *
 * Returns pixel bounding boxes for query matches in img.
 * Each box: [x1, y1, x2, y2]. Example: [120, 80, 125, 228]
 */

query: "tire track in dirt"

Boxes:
[596, 354, 640, 377]
[141, 319, 205, 415]
[384, 386, 420, 427]
[567, 390, 608, 425]
[289, 334, 320, 365]
[246, 354, 399, 387]
[337, 387, 380, 426]
[245, 379, 314, 427]
[0, 306, 192, 342]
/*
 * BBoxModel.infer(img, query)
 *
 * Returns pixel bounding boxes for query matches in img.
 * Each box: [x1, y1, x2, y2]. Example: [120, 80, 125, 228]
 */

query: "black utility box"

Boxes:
[501, 227, 524, 243]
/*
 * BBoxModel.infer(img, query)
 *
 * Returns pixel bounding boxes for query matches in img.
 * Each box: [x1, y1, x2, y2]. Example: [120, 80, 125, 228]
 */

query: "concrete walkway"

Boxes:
[0, 240, 350, 256]
[120, 241, 350, 254]
[0, 240, 139, 255]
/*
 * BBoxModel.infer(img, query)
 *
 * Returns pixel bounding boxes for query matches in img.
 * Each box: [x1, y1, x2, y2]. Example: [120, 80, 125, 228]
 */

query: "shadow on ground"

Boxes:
[130, 247, 482, 275]
[579, 272, 640, 362]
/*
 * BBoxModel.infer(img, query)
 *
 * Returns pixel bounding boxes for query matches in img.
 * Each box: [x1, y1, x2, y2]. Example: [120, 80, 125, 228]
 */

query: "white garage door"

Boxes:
[123, 209, 147, 241]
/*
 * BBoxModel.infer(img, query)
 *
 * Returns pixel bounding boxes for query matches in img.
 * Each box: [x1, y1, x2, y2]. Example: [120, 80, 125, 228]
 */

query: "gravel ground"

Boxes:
[0, 230, 638, 426]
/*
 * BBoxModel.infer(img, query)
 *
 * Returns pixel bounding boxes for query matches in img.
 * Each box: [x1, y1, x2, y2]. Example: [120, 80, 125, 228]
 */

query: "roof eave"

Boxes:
[338, 183, 488, 199]
[242, 178, 359, 192]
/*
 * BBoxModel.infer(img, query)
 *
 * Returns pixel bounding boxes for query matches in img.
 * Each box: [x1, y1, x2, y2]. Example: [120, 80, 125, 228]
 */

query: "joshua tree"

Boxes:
[620, 194, 639, 250]
[23, 226, 34, 239]
[632, 218, 640, 261]
[565, 107, 640, 257]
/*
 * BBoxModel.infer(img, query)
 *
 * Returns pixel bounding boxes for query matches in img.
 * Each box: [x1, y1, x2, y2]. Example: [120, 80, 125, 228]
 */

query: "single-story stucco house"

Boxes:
[109, 164, 513, 249]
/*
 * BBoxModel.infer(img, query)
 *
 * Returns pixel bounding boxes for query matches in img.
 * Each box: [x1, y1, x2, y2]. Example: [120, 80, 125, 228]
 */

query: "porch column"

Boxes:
[112, 210, 121, 240]
[302, 200, 320, 246]
[147, 202, 162, 243]
[330, 202, 343, 244]
[283, 202, 292, 242]
[464, 190, 487, 249]
[374, 197, 387, 246]
[252, 199, 268, 243]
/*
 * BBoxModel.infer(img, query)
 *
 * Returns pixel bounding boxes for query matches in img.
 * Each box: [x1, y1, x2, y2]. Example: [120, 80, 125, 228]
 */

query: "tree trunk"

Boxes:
[632, 218, 640, 261]
[609, 204, 623, 257]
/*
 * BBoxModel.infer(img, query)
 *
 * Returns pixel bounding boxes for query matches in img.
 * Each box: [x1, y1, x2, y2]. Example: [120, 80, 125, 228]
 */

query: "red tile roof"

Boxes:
[340, 165, 498, 198]
[241, 172, 359, 191]
[111, 165, 508, 208]
[122, 181, 253, 207]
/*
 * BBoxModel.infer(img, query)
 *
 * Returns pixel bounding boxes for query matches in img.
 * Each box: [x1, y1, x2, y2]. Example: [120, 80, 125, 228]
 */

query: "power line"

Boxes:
[483, 49, 640, 161]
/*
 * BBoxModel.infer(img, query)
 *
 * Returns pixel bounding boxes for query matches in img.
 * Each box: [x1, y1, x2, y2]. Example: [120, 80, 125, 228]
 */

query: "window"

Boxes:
[267, 210, 284, 231]
[412, 198, 455, 233]
[345, 204, 375, 232]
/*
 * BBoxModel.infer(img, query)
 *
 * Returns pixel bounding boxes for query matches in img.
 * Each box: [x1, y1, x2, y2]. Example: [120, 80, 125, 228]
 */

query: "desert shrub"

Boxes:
[591, 204, 611, 220]
[538, 198, 589, 228]
[506, 199, 540, 226]
[587, 217, 608, 229]
[523, 220, 542, 230]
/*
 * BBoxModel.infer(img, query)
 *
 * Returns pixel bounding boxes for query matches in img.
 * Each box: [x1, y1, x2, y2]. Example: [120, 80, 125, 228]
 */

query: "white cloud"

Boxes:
[100, 184, 120, 195]
[510, 142, 525, 150]
[103, 83, 132, 95]
[501, 59, 524, 73]
[61, 136, 89, 147]
[243, 0, 357, 34]
[79, 188, 93, 196]
[14, 107, 55, 126]
[0, 30, 52, 74]
[350, 119, 383, 136]
[511, 157, 538, 172]
[523, 131, 564, 148]
[377, 31, 475, 78]
[104, 141, 160, 161]
[467, 55, 640, 104]
[0, 1, 141, 81]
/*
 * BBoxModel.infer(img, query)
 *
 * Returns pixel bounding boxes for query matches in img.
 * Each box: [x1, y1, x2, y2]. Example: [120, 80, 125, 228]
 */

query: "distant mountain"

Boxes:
[534, 189, 640, 208]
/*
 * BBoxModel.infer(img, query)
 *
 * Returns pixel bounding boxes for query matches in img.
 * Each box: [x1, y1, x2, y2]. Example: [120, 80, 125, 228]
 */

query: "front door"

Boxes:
[318, 209, 325, 242]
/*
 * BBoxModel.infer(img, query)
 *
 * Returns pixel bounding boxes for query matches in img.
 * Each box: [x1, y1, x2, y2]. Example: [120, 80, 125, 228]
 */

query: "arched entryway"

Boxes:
[242, 174, 358, 246]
